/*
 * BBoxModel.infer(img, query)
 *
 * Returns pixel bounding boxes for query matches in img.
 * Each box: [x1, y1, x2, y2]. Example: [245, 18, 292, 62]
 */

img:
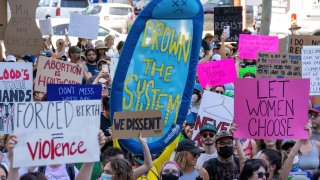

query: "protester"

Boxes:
[310, 106, 320, 141]
[85, 49, 99, 76]
[199, 33, 214, 62]
[239, 159, 268, 180]
[174, 139, 209, 179]
[203, 128, 245, 180]
[100, 96, 113, 151]
[104, 35, 119, 59]
[159, 161, 182, 180]
[95, 41, 109, 61]
[116, 41, 124, 55]
[0, 163, 8, 180]
[102, 157, 133, 180]
[189, 83, 203, 117]
[196, 123, 218, 167]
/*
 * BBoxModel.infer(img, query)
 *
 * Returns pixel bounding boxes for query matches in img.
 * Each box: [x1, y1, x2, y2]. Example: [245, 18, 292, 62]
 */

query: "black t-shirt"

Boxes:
[203, 157, 240, 180]
[100, 113, 112, 151]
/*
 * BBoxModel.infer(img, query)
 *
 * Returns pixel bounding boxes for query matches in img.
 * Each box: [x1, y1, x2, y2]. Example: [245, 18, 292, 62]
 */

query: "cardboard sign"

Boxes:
[214, 7, 242, 42]
[34, 56, 83, 93]
[47, 84, 102, 101]
[39, 19, 53, 36]
[192, 91, 233, 147]
[68, 14, 100, 40]
[0, 62, 33, 134]
[239, 66, 257, 78]
[197, 59, 237, 87]
[112, 110, 163, 139]
[302, 46, 320, 95]
[238, 34, 279, 60]
[234, 78, 310, 139]
[257, 53, 302, 78]
[0, 0, 7, 40]
[289, 35, 320, 55]
[13, 100, 101, 167]
[4, 0, 43, 56]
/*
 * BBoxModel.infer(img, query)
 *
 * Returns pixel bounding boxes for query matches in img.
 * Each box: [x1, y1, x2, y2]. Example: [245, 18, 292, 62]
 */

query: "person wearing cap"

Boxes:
[203, 128, 245, 180]
[196, 123, 218, 168]
[174, 139, 209, 180]
[189, 83, 203, 116]
[68, 46, 92, 81]
[199, 33, 214, 63]
[310, 106, 320, 141]
[5, 55, 16, 62]
[85, 49, 99, 76]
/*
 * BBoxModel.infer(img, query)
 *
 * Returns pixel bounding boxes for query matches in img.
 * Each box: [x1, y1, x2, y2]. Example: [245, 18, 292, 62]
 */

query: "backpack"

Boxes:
[204, 157, 240, 180]
[38, 164, 75, 180]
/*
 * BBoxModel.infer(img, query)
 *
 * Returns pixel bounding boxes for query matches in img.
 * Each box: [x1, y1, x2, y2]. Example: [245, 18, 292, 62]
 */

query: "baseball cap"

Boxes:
[176, 139, 204, 154]
[214, 130, 233, 143]
[194, 83, 203, 91]
[200, 123, 217, 134]
[310, 106, 320, 113]
[5, 55, 16, 62]
[68, 46, 81, 54]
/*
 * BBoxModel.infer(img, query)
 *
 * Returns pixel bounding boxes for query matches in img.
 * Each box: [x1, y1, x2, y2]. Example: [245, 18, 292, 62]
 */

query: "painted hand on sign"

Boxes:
[111, 0, 204, 157]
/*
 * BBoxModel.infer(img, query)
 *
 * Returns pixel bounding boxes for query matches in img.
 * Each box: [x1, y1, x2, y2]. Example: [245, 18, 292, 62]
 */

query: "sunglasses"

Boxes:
[191, 152, 200, 158]
[258, 172, 268, 178]
[162, 169, 180, 176]
[201, 132, 215, 138]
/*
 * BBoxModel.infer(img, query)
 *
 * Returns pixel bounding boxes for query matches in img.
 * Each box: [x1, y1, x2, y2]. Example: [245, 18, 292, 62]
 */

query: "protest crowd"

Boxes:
[1, 0, 320, 180]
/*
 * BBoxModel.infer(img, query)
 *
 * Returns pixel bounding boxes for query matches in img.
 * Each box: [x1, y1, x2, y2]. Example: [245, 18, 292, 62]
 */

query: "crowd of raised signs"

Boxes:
[0, 27, 319, 180]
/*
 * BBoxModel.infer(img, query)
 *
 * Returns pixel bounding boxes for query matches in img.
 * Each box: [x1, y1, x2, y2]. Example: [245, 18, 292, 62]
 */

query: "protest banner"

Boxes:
[192, 90, 233, 147]
[257, 52, 302, 78]
[34, 56, 83, 93]
[13, 100, 101, 167]
[4, 0, 43, 56]
[0, 0, 7, 40]
[234, 78, 310, 139]
[111, 0, 204, 158]
[214, 6, 242, 42]
[112, 110, 163, 139]
[289, 35, 320, 55]
[301, 46, 320, 95]
[238, 34, 279, 60]
[0, 62, 33, 134]
[68, 14, 100, 40]
[197, 59, 237, 87]
[39, 19, 53, 36]
[47, 84, 102, 101]
[239, 66, 257, 78]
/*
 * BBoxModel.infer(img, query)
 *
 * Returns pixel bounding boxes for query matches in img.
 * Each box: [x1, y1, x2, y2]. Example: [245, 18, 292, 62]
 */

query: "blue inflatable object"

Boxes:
[111, 0, 204, 156]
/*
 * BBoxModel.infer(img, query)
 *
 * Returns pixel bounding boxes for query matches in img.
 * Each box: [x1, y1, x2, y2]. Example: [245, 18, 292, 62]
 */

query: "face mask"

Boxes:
[218, 146, 233, 158]
[192, 94, 198, 101]
[161, 173, 179, 180]
[100, 173, 112, 180]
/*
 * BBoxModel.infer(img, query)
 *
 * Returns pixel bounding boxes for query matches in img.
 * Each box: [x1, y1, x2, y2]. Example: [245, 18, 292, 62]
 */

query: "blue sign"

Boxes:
[47, 84, 102, 101]
[111, 0, 204, 156]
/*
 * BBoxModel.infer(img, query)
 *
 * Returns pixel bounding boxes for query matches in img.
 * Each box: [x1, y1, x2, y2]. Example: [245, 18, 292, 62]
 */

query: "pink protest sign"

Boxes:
[197, 59, 237, 88]
[238, 34, 279, 60]
[234, 78, 310, 139]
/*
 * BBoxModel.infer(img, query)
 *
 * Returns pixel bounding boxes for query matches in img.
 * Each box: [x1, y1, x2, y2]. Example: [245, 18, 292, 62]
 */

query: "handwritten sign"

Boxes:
[214, 7, 242, 42]
[68, 14, 100, 40]
[302, 46, 320, 95]
[192, 91, 233, 147]
[234, 78, 310, 139]
[0, 62, 33, 134]
[257, 53, 302, 78]
[47, 84, 102, 101]
[289, 35, 320, 55]
[39, 19, 53, 36]
[238, 34, 279, 60]
[35, 56, 83, 93]
[112, 110, 163, 139]
[0, 0, 7, 40]
[4, 0, 43, 56]
[13, 100, 101, 167]
[197, 59, 237, 87]
[239, 66, 256, 78]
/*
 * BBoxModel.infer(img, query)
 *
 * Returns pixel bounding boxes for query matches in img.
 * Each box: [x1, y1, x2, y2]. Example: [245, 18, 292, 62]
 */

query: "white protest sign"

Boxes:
[0, 62, 33, 134]
[39, 19, 53, 36]
[192, 90, 234, 147]
[13, 100, 101, 167]
[68, 14, 100, 40]
[302, 46, 320, 95]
